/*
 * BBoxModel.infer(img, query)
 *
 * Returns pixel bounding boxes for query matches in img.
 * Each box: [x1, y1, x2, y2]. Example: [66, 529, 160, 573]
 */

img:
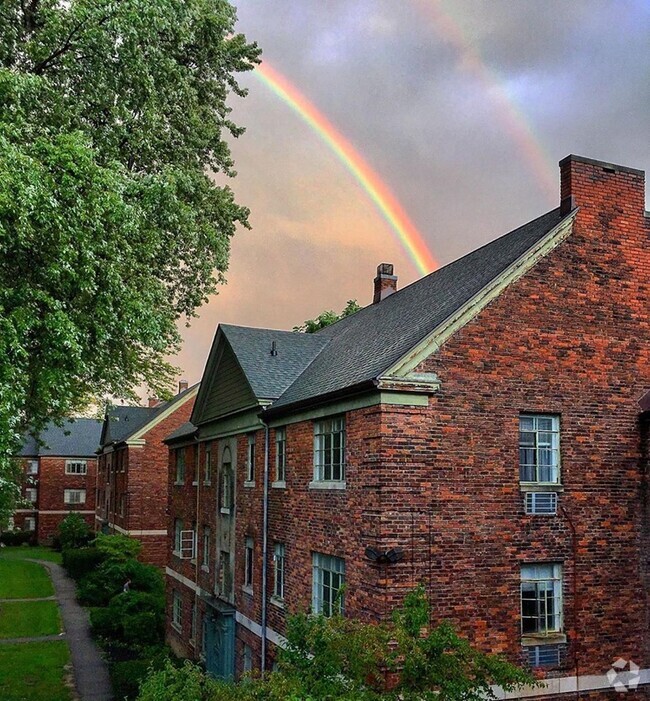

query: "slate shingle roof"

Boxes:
[101, 383, 199, 447]
[269, 207, 567, 412]
[220, 325, 329, 400]
[18, 418, 103, 457]
[164, 421, 197, 443]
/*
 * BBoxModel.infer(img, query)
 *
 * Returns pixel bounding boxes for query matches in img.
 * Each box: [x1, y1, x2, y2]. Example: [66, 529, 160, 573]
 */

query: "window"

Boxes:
[192, 446, 199, 486]
[202, 527, 211, 570]
[64, 489, 86, 505]
[65, 460, 87, 475]
[204, 445, 212, 484]
[244, 537, 254, 591]
[25, 488, 37, 503]
[220, 447, 234, 512]
[275, 428, 286, 483]
[190, 602, 197, 644]
[519, 415, 560, 483]
[246, 434, 256, 483]
[190, 521, 198, 561]
[243, 644, 253, 673]
[312, 552, 345, 617]
[521, 564, 563, 635]
[273, 542, 285, 601]
[175, 448, 186, 484]
[172, 590, 182, 630]
[24, 516, 36, 532]
[314, 417, 345, 482]
[174, 519, 183, 554]
[219, 551, 232, 598]
[27, 460, 38, 475]
[119, 494, 126, 517]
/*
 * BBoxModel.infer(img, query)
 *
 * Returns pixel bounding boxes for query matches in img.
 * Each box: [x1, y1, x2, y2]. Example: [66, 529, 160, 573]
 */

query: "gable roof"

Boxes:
[18, 418, 103, 457]
[268, 207, 572, 413]
[191, 325, 328, 426]
[100, 384, 198, 448]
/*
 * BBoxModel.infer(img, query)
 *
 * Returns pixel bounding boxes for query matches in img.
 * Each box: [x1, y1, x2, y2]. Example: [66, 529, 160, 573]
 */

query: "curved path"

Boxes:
[30, 559, 113, 701]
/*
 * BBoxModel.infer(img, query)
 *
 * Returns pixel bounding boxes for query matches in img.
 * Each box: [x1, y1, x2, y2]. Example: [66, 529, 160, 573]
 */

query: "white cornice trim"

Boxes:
[107, 522, 166, 536]
[494, 670, 649, 698]
[383, 212, 577, 379]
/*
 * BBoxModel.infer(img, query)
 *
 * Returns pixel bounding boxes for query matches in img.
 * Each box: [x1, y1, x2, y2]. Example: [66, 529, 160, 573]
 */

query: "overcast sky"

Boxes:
[170, 0, 650, 389]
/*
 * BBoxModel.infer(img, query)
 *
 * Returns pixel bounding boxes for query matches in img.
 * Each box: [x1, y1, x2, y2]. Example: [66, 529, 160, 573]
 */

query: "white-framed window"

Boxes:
[275, 428, 286, 483]
[243, 644, 253, 673]
[204, 445, 212, 484]
[521, 564, 563, 635]
[314, 417, 345, 482]
[190, 602, 197, 644]
[175, 448, 186, 484]
[25, 488, 37, 503]
[246, 434, 256, 483]
[27, 460, 38, 475]
[192, 446, 199, 486]
[173, 518, 183, 554]
[202, 527, 211, 570]
[312, 552, 345, 617]
[65, 460, 88, 475]
[64, 489, 86, 505]
[24, 516, 36, 532]
[244, 537, 254, 590]
[519, 415, 560, 483]
[273, 542, 285, 601]
[172, 590, 182, 630]
[220, 447, 234, 512]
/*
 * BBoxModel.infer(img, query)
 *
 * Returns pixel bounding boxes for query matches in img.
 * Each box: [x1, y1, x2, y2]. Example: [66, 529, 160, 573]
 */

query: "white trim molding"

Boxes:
[16, 509, 95, 515]
[494, 670, 650, 699]
[108, 522, 166, 537]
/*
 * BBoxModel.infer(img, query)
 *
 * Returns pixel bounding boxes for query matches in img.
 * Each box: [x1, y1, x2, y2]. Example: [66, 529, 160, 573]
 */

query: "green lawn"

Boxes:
[0, 600, 61, 639]
[0, 559, 54, 599]
[0, 641, 72, 701]
[0, 546, 62, 564]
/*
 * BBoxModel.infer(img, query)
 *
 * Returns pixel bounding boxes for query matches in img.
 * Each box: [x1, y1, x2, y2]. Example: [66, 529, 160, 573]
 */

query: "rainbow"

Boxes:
[254, 62, 438, 276]
[416, 0, 557, 204]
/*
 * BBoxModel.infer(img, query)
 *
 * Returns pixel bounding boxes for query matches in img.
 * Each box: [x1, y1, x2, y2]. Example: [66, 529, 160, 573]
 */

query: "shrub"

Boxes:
[78, 559, 163, 607]
[62, 547, 106, 581]
[90, 591, 165, 648]
[94, 533, 142, 561]
[58, 513, 92, 551]
[109, 646, 170, 700]
[0, 530, 35, 546]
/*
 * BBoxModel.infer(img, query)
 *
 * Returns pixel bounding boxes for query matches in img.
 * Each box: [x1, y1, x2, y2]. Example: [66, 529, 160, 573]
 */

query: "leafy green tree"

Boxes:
[294, 299, 362, 333]
[0, 0, 260, 512]
[94, 532, 142, 562]
[0, 459, 22, 530]
[57, 512, 92, 551]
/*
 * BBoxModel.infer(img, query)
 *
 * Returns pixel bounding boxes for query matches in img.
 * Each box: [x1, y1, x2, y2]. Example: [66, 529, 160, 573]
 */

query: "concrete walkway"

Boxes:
[30, 559, 113, 701]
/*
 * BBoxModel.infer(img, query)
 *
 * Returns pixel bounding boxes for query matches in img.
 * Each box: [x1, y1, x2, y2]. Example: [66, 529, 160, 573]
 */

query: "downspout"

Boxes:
[559, 503, 580, 701]
[194, 442, 201, 636]
[260, 418, 270, 674]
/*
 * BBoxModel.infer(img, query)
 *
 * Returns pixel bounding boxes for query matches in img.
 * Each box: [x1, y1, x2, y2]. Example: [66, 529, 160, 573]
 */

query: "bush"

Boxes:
[58, 513, 92, 551]
[78, 559, 163, 607]
[0, 530, 35, 546]
[90, 591, 165, 648]
[109, 646, 170, 700]
[94, 533, 142, 561]
[62, 547, 106, 581]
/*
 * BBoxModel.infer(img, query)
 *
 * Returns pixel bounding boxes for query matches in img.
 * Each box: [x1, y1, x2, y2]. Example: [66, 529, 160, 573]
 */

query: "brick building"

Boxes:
[165, 155, 650, 698]
[96, 382, 198, 567]
[14, 418, 102, 543]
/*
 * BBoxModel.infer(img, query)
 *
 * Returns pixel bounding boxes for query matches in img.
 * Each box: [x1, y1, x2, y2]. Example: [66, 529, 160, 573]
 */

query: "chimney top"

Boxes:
[373, 263, 398, 304]
[148, 397, 159, 408]
[178, 379, 189, 394]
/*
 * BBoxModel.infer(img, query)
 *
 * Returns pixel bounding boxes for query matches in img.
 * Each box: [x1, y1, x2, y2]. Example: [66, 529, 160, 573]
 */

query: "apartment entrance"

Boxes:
[204, 603, 235, 681]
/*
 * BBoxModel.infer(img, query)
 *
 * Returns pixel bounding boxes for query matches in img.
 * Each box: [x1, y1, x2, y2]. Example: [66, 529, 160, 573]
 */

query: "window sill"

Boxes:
[201, 565, 210, 573]
[220, 507, 231, 515]
[174, 481, 185, 487]
[189, 638, 195, 648]
[171, 623, 182, 634]
[192, 481, 199, 487]
[244, 481, 255, 488]
[309, 480, 346, 491]
[203, 481, 211, 486]
[521, 633, 567, 646]
[519, 483, 564, 493]
[272, 480, 286, 489]
[270, 595, 285, 609]
[242, 585, 253, 596]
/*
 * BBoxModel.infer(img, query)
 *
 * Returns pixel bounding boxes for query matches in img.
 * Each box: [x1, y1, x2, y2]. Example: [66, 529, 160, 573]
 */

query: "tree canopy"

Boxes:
[0, 0, 260, 522]
[293, 299, 361, 333]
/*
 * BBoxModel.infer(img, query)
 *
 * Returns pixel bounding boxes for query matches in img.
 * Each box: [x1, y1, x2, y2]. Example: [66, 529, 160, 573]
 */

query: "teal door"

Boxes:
[205, 612, 235, 680]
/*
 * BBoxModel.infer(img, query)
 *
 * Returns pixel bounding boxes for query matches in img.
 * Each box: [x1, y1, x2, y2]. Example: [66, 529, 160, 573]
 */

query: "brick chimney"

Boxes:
[373, 263, 398, 304]
[148, 397, 159, 407]
[559, 154, 645, 217]
[178, 379, 189, 394]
